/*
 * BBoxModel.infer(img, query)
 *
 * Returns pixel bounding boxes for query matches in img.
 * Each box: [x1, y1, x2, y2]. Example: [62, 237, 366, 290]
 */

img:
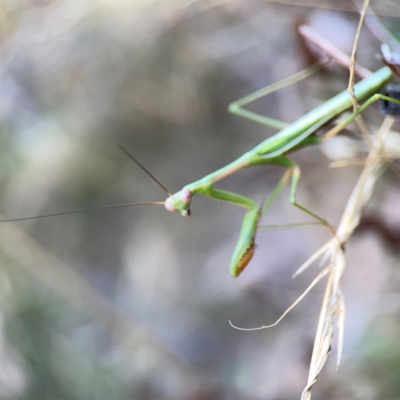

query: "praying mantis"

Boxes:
[2, 31, 400, 278]
[163, 63, 400, 277]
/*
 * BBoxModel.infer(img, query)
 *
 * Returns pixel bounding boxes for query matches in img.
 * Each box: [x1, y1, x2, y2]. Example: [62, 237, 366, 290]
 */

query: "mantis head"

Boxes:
[164, 188, 192, 216]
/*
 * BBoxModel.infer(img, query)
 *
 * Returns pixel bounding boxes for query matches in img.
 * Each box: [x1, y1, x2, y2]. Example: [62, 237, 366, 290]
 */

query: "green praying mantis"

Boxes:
[2, 36, 400, 278]
[163, 63, 400, 277]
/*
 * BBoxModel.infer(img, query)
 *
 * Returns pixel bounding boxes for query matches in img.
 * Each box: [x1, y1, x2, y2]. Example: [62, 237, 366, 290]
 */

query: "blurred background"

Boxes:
[0, 0, 400, 399]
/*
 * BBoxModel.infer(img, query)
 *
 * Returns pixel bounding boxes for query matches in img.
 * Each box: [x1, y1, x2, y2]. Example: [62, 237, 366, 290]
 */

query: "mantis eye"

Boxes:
[164, 197, 176, 212]
[380, 84, 400, 115]
[181, 188, 192, 204]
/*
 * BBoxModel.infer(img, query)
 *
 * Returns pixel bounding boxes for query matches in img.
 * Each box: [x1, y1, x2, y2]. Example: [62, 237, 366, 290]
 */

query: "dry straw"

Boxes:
[300, 114, 397, 400]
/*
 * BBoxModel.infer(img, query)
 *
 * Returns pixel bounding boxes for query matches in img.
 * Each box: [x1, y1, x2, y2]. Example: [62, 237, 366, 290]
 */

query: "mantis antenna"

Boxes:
[0, 147, 171, 222]
[118, 146, 173, 197]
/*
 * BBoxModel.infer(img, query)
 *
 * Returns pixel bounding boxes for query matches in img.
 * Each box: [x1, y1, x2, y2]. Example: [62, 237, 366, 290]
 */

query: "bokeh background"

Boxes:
[0, 1, 400, 399]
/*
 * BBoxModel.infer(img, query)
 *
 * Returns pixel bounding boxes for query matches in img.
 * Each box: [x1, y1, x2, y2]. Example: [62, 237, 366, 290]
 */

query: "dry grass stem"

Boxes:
[348, 0, 372, 145]
[329, 158, 367, 168]
[229, 267, 331, 331]
[301, 115, 396, 400]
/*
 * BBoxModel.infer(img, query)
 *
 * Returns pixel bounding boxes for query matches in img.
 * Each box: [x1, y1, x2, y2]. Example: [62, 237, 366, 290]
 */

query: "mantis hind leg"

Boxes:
[290, 165, 336, 236]
[228, 61, 326, 130]
[258, 167, 327, 231]
[275, 157, 336, 236]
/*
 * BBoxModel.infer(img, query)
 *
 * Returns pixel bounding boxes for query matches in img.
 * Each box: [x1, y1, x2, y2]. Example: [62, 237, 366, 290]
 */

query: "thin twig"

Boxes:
[348, 0, 372, 146]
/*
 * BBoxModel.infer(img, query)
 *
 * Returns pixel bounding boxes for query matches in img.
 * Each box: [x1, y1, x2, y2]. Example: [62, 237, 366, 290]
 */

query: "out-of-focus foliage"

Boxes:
[0, 1, 399, 399]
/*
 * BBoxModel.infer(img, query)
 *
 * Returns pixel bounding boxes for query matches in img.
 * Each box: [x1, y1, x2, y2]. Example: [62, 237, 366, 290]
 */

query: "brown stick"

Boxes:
[298, 25, 372, 79]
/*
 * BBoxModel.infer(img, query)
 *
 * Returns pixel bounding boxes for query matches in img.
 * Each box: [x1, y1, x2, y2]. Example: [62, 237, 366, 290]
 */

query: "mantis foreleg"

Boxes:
[199, 155, 334, 277]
